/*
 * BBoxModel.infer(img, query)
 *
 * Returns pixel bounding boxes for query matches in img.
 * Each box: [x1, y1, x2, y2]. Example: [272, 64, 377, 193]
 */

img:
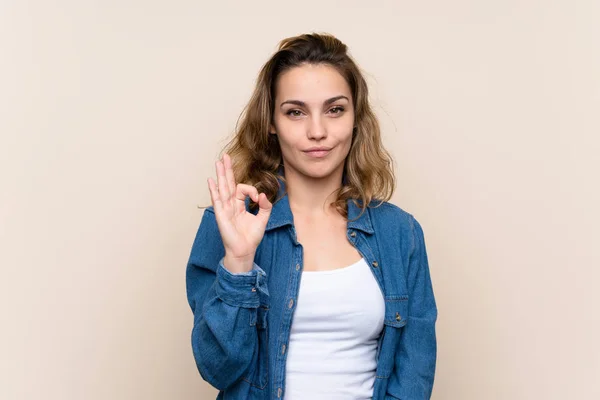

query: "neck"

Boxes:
[284, 166, 344, 217]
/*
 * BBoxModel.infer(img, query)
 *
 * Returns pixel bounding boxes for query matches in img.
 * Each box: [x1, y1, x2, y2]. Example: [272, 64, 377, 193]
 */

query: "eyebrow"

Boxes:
[280, 95, 350, 108]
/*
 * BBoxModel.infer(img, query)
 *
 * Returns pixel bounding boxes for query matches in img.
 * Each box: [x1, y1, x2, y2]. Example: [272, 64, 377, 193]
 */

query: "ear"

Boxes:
[269, 123, 277, 135]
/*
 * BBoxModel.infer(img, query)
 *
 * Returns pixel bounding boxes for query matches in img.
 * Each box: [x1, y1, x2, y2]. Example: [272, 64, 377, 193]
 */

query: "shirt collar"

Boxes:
[265, 171, 375, 235]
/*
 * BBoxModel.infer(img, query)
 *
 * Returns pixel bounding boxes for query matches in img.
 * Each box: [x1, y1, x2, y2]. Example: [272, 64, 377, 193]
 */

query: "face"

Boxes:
[271, 63, 355, 181]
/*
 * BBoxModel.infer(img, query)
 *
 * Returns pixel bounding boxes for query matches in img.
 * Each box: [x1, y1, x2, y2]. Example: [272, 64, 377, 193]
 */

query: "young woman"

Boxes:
[186, 33, 437, 400]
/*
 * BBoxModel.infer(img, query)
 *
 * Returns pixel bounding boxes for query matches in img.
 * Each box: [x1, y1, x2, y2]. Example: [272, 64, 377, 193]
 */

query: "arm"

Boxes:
[387, 216, 438, 399]
[186, 208, 269, 390]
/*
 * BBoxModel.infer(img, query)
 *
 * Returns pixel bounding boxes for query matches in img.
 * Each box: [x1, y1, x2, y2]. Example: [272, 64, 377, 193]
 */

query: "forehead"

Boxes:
[275, 63, 352, 102]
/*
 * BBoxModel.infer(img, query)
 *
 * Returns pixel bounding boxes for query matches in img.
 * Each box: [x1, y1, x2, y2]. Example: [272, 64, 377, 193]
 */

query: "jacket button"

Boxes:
[372, 261, 379, 268]
[281, 344, 286, 354]
[396, 312, 402, 321]
[296, 263, 300, 271]
[277, 387, 282, 397]
[350, 231, 356, 237]
[288, 299, 294, 309]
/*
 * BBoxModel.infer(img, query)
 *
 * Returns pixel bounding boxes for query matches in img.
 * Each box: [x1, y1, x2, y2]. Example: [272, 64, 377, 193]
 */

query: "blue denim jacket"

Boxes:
[186, 179, 437, 399]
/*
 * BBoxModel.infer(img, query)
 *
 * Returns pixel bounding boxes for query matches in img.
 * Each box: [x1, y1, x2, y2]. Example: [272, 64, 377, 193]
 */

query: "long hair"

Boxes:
[220, 32, 395, 218]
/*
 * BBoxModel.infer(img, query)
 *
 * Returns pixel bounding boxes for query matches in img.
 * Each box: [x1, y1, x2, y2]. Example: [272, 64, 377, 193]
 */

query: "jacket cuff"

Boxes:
[215, 258, 268, 308]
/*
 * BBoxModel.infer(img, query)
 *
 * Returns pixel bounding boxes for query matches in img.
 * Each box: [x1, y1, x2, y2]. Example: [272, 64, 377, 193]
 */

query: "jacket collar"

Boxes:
[265, 172, 375, 235]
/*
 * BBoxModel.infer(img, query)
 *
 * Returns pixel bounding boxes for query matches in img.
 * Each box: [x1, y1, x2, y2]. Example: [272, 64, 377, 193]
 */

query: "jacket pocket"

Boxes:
[244, 305, 269, 389]
[377, 297, 408, 379]
[384, 297, 408, 328]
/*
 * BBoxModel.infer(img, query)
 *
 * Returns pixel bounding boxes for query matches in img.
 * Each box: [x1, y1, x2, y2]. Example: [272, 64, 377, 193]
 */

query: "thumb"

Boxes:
[256, 193, 273, 222]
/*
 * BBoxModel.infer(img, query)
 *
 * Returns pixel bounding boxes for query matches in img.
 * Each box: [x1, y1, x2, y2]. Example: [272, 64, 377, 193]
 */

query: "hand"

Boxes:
[207, 153, 273, 273]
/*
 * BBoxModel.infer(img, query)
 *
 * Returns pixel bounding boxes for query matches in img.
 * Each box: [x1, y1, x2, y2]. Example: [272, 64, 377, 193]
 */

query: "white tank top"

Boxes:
[284, 258, 385, 400]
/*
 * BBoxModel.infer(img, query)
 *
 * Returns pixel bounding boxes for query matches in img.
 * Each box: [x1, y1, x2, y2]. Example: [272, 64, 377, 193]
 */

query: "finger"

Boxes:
[234, 183, 258, 214]
[235, 184, 259, 203]
[256, 192, 273, 220]
[215, 160, 231, 206]
[207, 177, 222, 212]
[223, 153, 236, 199]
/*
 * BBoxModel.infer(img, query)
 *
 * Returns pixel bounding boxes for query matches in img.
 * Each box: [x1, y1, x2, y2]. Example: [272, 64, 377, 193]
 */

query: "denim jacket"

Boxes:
[186, 179, 437, 399]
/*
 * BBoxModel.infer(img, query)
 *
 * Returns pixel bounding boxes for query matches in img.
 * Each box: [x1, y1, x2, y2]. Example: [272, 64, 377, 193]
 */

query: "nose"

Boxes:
[307, 115, 327, 141]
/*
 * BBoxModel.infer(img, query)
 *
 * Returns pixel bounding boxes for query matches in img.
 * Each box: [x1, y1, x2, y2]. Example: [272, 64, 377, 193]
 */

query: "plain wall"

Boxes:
[1, 1, 599, 399]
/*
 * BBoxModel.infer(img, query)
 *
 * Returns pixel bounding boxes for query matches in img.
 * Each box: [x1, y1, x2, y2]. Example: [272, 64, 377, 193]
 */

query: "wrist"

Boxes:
[223, 253, 255, 274]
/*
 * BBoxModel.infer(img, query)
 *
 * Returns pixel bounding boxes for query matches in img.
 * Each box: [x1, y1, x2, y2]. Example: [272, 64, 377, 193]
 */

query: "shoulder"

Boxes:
[368, 200, 419, 230]
[198, 206, 218, 227]
[365, 201, 430, 289]
[367, 200, 426, 250]
[203, 206, 215, 215]
[193, 206, 220, 247]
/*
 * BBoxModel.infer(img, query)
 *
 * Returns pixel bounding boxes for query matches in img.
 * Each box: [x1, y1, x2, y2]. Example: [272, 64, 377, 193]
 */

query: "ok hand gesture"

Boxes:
[207, 154, 273, 273]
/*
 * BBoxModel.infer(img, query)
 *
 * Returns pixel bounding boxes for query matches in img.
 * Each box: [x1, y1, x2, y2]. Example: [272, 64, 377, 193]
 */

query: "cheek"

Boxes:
[330, 118, 354, 141]
[274, 119, 302, 145]
[273, 128, 296, 154]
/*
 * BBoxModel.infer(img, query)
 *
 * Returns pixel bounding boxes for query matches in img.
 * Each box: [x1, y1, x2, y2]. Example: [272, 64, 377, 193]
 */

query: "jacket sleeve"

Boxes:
[387, 216, 438, 399]
[185, 208, 269, 390]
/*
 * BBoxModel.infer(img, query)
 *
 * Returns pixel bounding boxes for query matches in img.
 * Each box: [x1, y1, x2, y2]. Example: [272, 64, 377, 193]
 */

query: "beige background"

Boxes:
[1, 1, 599, 399]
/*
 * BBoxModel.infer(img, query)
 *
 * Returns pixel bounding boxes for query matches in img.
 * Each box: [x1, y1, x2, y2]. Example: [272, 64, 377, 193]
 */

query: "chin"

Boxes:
[299, 163, 342, 180]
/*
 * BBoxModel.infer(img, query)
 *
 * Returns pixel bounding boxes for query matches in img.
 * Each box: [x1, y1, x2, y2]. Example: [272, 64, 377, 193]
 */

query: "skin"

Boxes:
[208, 63, 361, 273]
[208, 154, 272, 273]
[271, 63, 362, 271]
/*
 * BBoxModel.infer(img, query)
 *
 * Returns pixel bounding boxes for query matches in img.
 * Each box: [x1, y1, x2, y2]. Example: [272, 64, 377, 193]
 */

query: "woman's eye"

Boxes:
[329, 106, 345, 114]
[286, 110, 303, 117]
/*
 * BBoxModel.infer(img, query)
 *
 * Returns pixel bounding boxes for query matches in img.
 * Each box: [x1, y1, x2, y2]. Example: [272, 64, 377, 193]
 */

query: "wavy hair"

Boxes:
[219, 32, 395, 219]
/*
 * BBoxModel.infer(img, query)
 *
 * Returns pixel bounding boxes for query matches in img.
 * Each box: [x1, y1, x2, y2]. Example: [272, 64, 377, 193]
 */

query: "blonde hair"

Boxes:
[218, 32, 395, 218]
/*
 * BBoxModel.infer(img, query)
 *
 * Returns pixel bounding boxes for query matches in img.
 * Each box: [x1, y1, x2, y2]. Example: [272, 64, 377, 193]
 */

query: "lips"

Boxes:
[303, 148, 331, 158]
[304, 147, 332, 152]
